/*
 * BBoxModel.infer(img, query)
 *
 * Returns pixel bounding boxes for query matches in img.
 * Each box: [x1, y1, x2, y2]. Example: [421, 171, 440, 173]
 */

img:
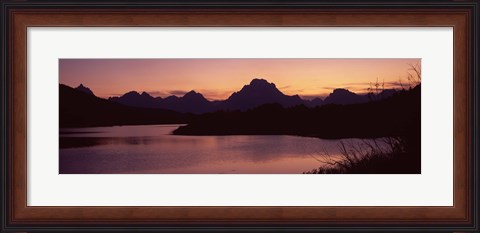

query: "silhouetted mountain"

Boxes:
[174, 85, 421, 140]
[323, 88, 368, 105]
[101, 79, 401, 114]
[173, 85, 421, 174]
[222, 78, 304, 111]
[304, 97, 324, 107]
[107, 78, 306, 113]
[109, 89, 213, 114]
[161, 95, 179, 106]
[159, 91, 214, 114]
[109, 91, 159, 108]
[75, 84, 95, 96]
[60, 84, 189, 127]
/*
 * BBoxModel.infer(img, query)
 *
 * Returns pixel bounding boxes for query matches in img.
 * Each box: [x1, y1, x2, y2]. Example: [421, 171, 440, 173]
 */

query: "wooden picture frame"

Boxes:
[1, 0, 478, 232]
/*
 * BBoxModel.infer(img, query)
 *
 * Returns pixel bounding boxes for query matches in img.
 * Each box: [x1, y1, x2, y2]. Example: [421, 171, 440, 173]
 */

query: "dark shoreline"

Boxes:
[172, 86, 420, 140]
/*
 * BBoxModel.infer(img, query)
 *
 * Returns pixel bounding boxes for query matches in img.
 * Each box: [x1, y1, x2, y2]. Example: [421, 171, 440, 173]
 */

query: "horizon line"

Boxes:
[61, 80, 418, 102]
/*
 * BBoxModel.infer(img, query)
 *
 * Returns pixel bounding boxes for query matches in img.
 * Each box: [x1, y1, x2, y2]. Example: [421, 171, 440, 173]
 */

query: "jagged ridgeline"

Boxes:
[59, 84, 190, 127]
[60, 78, 418, 136]
[65, 79, 397, 113]
[60, 77, 421, 174]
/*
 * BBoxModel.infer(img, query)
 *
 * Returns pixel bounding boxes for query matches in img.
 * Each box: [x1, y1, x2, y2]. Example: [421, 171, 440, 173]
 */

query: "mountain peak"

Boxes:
[75, 83, 95, 96]
[123, 91, 140, 97]
[184, 90, 199, 96]
[141, 91, 152, 97]
[183, 90, 207, 101]
[324, 88, 367, 105]
[236, 79, 279, 95]
[332, 88, 353, 94]
[231, 79, 274, 94]
[249, 78, 275, 87]
[224, 78, 303, 111]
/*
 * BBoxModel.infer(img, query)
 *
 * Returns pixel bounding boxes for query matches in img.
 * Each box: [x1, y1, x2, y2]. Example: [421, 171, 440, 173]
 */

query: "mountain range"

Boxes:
[60, 84, 188, 127]
[68, 78, 397, 114]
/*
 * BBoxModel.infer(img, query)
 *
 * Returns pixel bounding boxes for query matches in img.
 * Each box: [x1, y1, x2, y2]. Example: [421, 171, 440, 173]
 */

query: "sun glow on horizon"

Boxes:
[60, 58, 420, 100]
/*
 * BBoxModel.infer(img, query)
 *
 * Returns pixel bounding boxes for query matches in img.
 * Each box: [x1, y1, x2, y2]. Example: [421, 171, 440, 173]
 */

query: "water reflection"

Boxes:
[59, 125, 378, 174]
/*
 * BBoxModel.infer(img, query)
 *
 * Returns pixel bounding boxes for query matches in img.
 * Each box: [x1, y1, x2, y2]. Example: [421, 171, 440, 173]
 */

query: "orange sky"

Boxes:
[59, 58, 420, 100]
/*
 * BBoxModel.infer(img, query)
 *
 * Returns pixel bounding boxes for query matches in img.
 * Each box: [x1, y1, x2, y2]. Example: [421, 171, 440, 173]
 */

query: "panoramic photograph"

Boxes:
[59, 58, 421, 174]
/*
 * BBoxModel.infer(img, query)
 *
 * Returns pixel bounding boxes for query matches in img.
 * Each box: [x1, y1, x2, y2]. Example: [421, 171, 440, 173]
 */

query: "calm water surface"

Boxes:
[59, 125, 378, 174]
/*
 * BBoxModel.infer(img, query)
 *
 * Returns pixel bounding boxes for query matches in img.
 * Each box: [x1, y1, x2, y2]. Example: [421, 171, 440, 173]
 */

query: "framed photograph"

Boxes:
[1, 0, 479, 232]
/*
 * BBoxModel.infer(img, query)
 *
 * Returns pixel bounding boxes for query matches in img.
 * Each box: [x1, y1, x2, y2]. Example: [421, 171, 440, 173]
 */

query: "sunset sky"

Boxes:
[59, 58, 420, 100]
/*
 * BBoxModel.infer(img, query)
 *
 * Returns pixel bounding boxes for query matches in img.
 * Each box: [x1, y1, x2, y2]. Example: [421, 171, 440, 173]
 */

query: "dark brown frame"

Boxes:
[1, 1, 478, 232]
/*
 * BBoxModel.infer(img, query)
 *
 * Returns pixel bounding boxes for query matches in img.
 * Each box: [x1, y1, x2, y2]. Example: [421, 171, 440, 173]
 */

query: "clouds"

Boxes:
[145, 91, 170, 97]
[61, 58, 421, 100]
[168, 90, 189, 96]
